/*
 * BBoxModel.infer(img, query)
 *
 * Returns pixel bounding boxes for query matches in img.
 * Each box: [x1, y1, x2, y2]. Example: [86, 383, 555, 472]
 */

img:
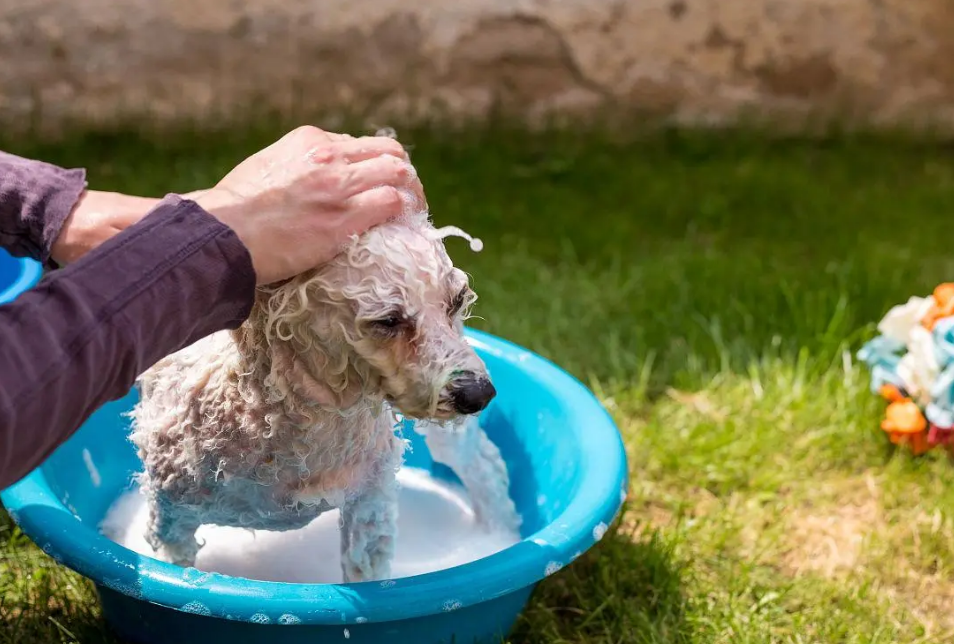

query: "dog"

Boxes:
[128, 207, 511, 583]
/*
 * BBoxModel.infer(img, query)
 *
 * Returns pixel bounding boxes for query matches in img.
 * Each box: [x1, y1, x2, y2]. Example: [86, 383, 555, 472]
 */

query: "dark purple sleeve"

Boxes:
[0, 195, 256, 489]
[0, 150, 88, 267]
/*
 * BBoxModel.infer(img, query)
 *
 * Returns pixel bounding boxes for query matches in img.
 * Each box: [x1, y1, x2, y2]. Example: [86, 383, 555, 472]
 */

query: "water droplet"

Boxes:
[442, 600, 462, 612]
[250, 613, 270, 624]
[279, 613, 301, 625]
[544, 561, 563, 576]
[531, 537, 548, 546]
[536, 494, 547, 506]
[82, 448, 102, 487]
[344, 628, 351, 639]
[180, 601, 211, 616]
[380, 579, 396, 588]
[593, 522, 608, 541]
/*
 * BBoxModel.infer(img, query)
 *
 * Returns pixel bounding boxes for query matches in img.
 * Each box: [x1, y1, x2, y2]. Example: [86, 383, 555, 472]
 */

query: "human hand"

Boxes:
[194, 126, 424, 286]
[50, 189, 206, 266]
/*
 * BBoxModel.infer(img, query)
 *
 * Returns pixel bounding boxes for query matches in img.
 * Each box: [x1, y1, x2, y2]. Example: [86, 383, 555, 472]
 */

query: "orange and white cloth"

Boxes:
[858, 283, 954, 453]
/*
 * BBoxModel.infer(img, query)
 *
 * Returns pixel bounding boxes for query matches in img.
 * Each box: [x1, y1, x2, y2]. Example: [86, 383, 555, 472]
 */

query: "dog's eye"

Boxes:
[370, 315, 404, 332]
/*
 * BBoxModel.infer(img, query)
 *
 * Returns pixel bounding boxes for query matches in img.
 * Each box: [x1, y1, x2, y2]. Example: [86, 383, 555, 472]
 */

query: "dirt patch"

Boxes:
[779, 475, 882, 578]
[665, 388, 727, 422]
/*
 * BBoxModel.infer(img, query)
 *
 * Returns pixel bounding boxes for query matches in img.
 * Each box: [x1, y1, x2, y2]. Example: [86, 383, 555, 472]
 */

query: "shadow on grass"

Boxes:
[0, 506, 110, 643]
[1, 612, 119, 644]
[512, 521, 691, 644]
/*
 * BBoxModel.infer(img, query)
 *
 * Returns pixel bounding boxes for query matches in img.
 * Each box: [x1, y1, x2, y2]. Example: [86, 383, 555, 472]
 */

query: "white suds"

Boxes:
[100, 468, 518, 584]
[430, 226, 483, 253]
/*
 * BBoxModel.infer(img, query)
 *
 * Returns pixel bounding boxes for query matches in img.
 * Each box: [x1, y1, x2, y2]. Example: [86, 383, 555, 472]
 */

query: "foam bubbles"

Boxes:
[544, 561, 563, 576]
[344, 628, 351, 639]
[593, 522, 608, 541]
[250, 613, 271, 624]
[355, 616, 368, 624]
[442, 600, 463, 612]
[180, 601, 211, 616]
[430, 226, 483, 253]
[279, 613, 301, 625]
[182, 568, 212, 585]
[100, 468, 518, 584]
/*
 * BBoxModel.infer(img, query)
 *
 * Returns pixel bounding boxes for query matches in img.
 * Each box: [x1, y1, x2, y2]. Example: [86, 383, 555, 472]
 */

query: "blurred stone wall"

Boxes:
[2, 0, 953, 131]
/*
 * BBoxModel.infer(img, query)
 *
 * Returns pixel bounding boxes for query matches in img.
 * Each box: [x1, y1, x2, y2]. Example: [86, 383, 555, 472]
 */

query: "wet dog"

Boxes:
[129, 209, 506, 582]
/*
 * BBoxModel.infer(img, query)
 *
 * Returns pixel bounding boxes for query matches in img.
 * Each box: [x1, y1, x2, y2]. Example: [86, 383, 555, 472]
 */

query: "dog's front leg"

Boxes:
[339, 466, 399, 583]
[144, 491, 202, 568]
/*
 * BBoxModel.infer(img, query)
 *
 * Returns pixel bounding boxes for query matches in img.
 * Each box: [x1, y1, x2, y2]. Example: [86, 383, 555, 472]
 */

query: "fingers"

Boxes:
[334, 136, 409, 163]
[343, 155, 413, 193]
[342, 155, 427, 211]
[344, 186, 411, 228]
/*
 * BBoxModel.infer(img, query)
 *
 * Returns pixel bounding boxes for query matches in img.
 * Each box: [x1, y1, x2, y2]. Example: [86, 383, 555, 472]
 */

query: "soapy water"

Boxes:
[100, 467, 519, 584]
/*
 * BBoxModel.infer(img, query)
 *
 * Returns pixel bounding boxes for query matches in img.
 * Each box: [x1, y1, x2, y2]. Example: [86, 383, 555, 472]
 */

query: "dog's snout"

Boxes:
[449, 373, 496, 415]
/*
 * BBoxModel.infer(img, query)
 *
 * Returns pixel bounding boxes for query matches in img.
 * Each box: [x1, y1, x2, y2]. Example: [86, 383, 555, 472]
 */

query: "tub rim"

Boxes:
[0, 255, 42, 304]
[1, 328, 628, 625]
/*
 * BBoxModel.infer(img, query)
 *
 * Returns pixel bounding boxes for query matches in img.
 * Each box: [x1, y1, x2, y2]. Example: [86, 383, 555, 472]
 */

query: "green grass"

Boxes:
[4, 124, 954, 642]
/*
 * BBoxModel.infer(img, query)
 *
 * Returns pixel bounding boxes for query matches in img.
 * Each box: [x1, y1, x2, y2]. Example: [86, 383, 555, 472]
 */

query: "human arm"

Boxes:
[0, 148, 223, 268]
[0, 126, 423, 488]
[0, 150, 87, 266]
[0, 196, 256, 489]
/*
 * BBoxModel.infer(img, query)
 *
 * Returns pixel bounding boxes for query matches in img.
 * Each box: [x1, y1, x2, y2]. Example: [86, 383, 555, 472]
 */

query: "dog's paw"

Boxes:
[148, 538, 200, 568]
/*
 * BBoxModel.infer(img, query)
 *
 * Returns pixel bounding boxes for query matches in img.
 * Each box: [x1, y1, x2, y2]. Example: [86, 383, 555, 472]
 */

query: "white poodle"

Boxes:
[128, 207, 519, 583]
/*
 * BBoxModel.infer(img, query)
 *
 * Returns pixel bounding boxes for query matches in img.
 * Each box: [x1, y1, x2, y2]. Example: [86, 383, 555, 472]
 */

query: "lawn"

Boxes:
[3, 124, 954, 643]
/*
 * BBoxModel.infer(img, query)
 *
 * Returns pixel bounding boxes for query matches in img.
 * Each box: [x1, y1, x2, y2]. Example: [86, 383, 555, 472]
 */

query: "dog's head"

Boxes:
[253, 213, 494, 420]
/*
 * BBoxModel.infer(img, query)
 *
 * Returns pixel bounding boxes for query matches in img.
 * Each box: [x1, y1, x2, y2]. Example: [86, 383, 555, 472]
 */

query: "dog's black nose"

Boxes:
[449, 374, 496, 415]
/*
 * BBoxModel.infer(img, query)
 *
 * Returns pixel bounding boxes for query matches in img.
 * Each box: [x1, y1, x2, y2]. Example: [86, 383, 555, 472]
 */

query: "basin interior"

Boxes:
[0, 250, 21, 294]
[40, 346, 587, 579]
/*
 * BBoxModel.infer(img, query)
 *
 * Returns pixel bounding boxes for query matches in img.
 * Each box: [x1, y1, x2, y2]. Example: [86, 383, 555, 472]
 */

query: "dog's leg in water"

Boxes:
[339, 465, 399, 583]
[420, 416, 522, 534]
[144, 493, 202, 568]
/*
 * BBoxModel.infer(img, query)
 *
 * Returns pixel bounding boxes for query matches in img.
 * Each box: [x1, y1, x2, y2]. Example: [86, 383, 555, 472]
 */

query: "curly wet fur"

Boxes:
[129, 210, 494, 582]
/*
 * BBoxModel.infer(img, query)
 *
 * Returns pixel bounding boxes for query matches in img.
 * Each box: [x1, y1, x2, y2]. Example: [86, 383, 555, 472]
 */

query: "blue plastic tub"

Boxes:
[0, 252, 628, 644]
[0, 248, 42, 304]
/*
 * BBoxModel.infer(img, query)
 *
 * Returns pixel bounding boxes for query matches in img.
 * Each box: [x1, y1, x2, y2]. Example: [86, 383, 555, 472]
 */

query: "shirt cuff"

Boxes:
[38, 166, 88, 270]
[0, 150, 87, 267]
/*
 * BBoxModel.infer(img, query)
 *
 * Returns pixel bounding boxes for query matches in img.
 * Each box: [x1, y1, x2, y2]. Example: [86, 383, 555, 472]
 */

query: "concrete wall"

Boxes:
[3, 0, 954, 131]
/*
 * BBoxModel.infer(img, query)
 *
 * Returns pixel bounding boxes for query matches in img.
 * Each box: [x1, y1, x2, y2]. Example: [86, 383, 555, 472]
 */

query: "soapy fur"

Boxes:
[129, 201, 510, 582]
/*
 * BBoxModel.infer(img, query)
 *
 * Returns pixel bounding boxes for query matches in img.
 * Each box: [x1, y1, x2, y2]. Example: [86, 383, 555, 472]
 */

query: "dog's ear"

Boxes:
[256, 277, 295, 291]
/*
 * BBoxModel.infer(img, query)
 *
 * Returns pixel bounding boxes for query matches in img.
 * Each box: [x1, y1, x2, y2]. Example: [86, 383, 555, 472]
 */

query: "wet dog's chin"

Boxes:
[383, 395, 436, 421]
[384, 395, 460, 422]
